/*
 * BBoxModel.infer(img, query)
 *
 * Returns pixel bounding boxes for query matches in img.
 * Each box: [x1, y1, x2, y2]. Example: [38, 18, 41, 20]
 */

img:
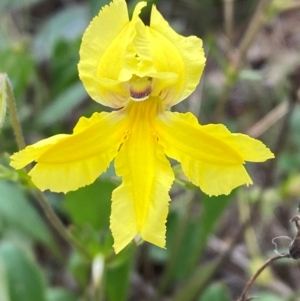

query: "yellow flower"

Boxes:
[10, 0, 274, 253]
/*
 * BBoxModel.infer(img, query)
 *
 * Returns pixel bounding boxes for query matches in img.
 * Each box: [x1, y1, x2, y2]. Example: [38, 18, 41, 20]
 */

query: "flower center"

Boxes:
[129, 76, 152, 102]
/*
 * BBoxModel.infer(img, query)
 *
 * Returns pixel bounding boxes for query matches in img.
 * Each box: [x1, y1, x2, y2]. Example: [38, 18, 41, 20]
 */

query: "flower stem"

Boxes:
[5, 76, 26, 150]
[6, 74, 91, 260]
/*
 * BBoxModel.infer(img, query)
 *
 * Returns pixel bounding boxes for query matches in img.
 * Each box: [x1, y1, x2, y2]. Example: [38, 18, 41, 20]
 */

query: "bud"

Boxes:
[0, 74, 7, 128]
[91, 254, 105, 291]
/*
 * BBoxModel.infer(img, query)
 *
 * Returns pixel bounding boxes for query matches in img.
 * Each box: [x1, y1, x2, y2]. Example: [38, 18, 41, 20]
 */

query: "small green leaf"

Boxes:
[257, 293, 284, 301]
[198, 282, 231, 301]
[0, 241, 46, 301]
[46, 288, 77, 301]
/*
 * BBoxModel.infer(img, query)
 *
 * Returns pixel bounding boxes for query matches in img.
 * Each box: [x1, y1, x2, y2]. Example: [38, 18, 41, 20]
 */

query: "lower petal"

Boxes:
[10, 111, 128, 193]
[155, 112, 274, 196]
[110, 100, 174, 253]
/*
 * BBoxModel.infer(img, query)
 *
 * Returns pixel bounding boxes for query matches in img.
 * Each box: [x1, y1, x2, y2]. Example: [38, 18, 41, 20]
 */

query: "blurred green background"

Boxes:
[1, 0, 300, 300]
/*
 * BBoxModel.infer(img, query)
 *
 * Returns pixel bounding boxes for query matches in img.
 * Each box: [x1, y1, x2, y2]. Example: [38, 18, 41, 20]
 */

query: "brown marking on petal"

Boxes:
[129, 77, 153, 102]
[130, 86, 152, 101]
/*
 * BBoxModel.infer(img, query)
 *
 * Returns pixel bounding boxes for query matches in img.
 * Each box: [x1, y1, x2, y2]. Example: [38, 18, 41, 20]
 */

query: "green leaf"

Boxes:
[0, 241, 46, 301]
[33, 4, 89, 60]
[197, 193, 234, 255]
[257, 293, 284, 301]
[0, 181, 55, 250]
[0, 48, 35, 99]
[36, 82, 86, 128]
[50, 39, 81, 96]
[163, 192, 233, 282]
[68, 251, 90, 290]
[198, 282, 231, 301]
[106, 247, 134, 301]
[0, 259, 10, 301]
[64, 179, 116, 231]
[171, 258, 223, 301]
[46, 288, 77, 301]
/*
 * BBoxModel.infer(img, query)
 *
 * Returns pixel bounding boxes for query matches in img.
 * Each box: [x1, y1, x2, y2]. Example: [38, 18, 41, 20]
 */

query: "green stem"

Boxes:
[5, 76, 26, 150]
[6, 74, 91, 260]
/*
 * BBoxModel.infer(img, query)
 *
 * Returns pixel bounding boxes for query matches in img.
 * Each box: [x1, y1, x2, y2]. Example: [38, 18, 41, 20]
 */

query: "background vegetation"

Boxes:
[1, 0, 300, 300]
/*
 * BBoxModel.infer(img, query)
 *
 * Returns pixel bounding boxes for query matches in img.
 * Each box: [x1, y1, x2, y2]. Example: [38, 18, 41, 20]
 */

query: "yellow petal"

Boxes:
[78, 0, 147, 108]
[10, 134, 68, 169]
[10, 112, 129, 193]
[202, 124, 275, 162]
[155, 112, 274, 196]
[131, 15, 179, 92]
[147, 5, 206, 107]
[110, 98, 174, 253]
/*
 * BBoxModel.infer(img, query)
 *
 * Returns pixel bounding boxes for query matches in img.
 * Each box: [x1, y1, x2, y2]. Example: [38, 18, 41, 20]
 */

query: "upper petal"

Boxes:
[131, 15, 180, 94]
[155, 112, 274, 196]
[110, 98, 174, 253]
[10, 111, 129, 193]
[148, 5, 206, 107]
[78, 0, 147, 108]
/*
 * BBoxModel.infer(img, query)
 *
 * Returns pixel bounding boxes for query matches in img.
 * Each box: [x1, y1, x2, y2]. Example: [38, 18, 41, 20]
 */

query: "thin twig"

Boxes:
[223, 0, 235, 48]
[232, 0, 271, 70]
[236, 254, 290, 301]
[246, 100, 289, 138]
[213, 0, 272, 122]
